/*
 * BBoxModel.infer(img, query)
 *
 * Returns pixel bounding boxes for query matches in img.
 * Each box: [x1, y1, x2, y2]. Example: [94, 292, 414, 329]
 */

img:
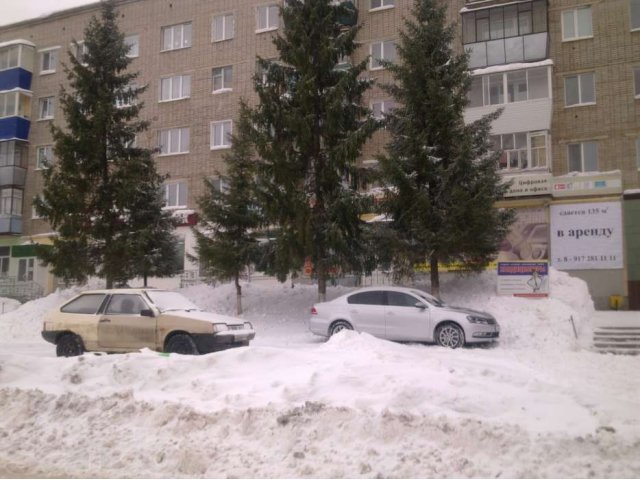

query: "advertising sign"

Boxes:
[503, 174, 552, 197]
[550, 202, 623, 270]
[497, 262, 549, 297]
[552, 172, 623, 198]
[498, 207, 549, 262]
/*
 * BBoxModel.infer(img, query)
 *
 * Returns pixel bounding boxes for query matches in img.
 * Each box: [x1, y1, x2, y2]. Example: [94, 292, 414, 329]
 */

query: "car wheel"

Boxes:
[329, 320, 353, 336]
[56, 333, 84, 357]
[165, 334, 199, 355]
[435, 323, 465, 349]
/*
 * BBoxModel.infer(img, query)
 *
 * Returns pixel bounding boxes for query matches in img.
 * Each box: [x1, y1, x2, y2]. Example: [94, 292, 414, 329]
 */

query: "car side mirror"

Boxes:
[140, 309, 155, 318]
[415, 302, 427, 310]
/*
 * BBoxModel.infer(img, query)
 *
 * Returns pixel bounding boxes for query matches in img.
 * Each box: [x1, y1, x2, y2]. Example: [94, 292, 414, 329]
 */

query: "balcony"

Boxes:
[337, 1, 357, 27]
[467, 32, 548, 68]
[0, 165, 26, 187]
[0, 117, 30, 141]
[0, 215, 22, 234]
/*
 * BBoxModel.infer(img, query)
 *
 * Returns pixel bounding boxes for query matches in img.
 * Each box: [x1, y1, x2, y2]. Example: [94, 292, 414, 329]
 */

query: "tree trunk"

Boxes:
[235, 273, 243, 315]
[317, 262, 327, 303]
[143, 272, 148, 287]
[430, 255, 440, 299]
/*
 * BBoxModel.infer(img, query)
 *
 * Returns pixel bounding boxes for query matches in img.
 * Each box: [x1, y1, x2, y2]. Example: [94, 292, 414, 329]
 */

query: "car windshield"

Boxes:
[145, 291, 202, 312]
[411, 289, 446, 307]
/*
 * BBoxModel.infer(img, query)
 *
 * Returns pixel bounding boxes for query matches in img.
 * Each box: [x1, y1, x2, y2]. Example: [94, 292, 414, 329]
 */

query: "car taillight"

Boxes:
[311, 306, 318, 315]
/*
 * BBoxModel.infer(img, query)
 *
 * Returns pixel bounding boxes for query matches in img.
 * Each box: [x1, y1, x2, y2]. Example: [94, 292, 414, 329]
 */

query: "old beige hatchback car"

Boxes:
[42, 288, 255, 357]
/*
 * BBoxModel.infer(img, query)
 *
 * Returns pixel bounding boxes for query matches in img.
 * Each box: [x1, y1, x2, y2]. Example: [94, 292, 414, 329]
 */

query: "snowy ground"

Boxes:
[0, 270, 639, 478]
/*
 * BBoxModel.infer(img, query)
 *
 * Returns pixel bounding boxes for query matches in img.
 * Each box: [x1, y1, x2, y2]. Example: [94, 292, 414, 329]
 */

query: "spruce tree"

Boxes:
[378, 0, 514, 297]
[34, 0, 177, 288]
[251, 0, 376, 301]
[192, 104, 260, 315]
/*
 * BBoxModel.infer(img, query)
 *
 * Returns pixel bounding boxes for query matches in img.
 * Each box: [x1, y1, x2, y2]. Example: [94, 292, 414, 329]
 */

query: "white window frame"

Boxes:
[564, 72, 596, 107]
[125, 34, 140, 58]
[32, 196, 43, 219]
[72, 41, 88, 65]
[115, 84, 138, 108]
[159, 75, 191, 102]
[631, 0, 640, 31]
[256, 5, 280, 33]
[38, 96, 54, 120]
[561, 6, 593, 41]
[161, 23, 192, 52]
[567, 141, 598, 173]
[36, 145, 54, 170]
[0, 188, 23, 216]
[39, 47, 59, 75]
[370, 99, 395, 119]
[17, 257, 35, 282]
[370, 0, 395, 12]
[210, 120, 233, 150]
[212, 13, 235, 42]
[163, 181, 188, 209]
[369, 40, 396, 70]
[493, 131, 549, 172]
[212, 66, 233, 93]
[158, 127, 190, 155]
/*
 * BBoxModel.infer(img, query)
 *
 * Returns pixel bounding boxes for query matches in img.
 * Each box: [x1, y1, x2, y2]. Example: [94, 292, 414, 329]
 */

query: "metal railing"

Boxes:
[0, 276, 44, 302]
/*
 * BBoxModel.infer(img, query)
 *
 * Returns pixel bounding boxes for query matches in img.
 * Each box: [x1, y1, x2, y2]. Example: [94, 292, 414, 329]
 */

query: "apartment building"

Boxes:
[0, 0, 638, 308]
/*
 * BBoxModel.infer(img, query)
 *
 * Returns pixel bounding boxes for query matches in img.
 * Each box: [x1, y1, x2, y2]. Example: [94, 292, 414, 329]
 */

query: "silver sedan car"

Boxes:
[308, 286, 499, 348]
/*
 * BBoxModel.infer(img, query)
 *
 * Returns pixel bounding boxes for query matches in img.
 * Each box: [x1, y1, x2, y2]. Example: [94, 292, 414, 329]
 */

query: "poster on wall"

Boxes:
[498, 207, 549, 262]
[550, 202, 623, 270]
[497, 262, 549, 297]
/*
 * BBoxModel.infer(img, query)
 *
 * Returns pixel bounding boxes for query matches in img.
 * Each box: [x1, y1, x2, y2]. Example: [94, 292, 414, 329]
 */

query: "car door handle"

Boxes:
[99, 318, 111, 323]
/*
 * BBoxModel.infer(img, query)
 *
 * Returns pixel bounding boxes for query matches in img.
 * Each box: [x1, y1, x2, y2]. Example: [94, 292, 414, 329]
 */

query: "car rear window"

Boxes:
[347, 291, 385, 305]
[61, 294, 107, 314]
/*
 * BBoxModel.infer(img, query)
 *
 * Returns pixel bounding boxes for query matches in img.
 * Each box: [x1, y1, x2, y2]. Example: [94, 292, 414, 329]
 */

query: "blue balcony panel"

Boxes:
[0, 117, 30, 142]
[0, 68, 32, 91]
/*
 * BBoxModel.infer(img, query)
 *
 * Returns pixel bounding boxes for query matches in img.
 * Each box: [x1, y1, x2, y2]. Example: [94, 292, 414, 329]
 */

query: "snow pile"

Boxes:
[3, 269, 639, 478]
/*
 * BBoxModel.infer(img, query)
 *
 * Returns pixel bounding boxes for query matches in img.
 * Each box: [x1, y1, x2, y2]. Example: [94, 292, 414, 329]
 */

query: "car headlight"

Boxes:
[212, 323, 229, 333]
[467, 315, 491, 325]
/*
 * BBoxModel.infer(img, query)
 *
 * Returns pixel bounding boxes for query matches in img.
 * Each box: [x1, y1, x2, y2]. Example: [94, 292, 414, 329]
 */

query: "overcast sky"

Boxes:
[1, 0, 98, 27]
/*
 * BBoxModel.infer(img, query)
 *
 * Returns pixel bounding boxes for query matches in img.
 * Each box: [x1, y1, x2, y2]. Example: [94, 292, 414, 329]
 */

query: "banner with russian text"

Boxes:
[550, 202, 623, 270]
[497, 262, 549, 297]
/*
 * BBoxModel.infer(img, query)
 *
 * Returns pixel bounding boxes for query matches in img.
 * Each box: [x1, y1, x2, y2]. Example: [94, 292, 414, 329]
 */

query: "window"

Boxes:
[36, 145, 54, 169]
[371, 100, 395, 119]
[161, 23, 192, 51]
[0, 45, 20, 71]
[567, 142, 598, 172]
[370, 40, 396, 70]
[0, 246, 9, 277]
[125, 34, 139, 58]
[209, 177, 229, 193]
[492, 131, 548, 171]
[386, 291, 419, 307]
[370, 0, 394, 10]
[106, 294, 147, 315]
[636, 137, 640, 169]
[210, 120, 233, 149]
[634, 67, 640, 97]
[213, 13, 235, 41]
[633, 0, 640, 30]
[115, 84, 137, 108]
[565, 72, 595, 106]
[562, 6, 593, 41]
[163, 181, 188, 208]
[0, 188, 23, 216]
[256, 5, 279, 32]
[210, 121, 233, 149]
[468, 67, 549, 108]
[462, 1, 547, 44]
[212, 66, 233, 92]
[159, 75, 191, 101]
[0, 141, 27, 167]
[347, 291, 385, 305]
[158, 127, 190, 155]
[38, 97, 54, 120]
[73, 41, 88, 64]
[39, 48, 58, 74]
[0, 92, 17, 118]
[61, 294, 107, 314]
